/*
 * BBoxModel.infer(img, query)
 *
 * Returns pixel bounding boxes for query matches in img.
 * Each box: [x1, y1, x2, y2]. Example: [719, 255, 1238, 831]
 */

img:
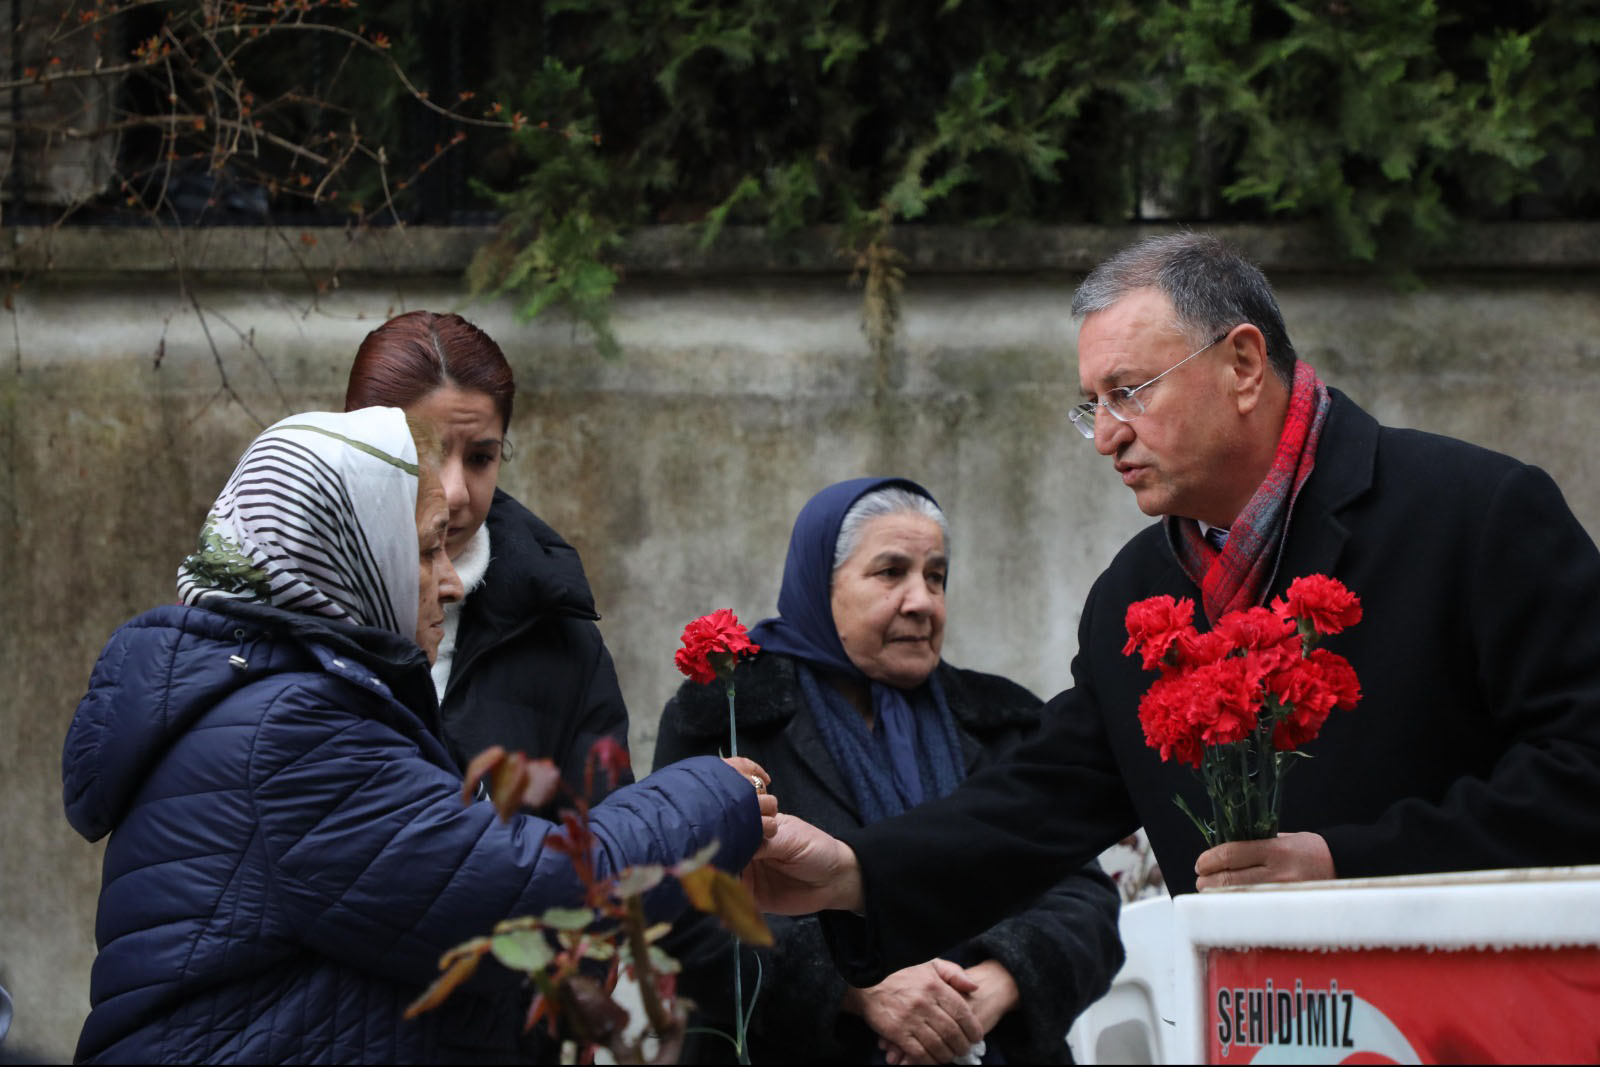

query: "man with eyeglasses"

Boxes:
[744, 231, 1600, 982]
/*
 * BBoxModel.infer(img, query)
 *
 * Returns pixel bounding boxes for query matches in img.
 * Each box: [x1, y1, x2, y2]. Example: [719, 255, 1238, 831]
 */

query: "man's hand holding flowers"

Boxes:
[1194, 829, 1335, 888]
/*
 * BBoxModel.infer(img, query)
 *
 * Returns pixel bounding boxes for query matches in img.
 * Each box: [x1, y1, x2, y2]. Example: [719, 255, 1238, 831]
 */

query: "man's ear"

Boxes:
[1228, 324, 1272, 415]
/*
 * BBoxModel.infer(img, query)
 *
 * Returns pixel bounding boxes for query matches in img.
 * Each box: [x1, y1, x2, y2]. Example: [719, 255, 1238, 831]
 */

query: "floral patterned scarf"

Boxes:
[1167, 360, 1331, 624]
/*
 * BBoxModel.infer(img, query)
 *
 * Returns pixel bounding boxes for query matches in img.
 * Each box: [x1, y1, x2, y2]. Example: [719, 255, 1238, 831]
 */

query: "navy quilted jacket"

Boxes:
[61, 599, 762, 1064]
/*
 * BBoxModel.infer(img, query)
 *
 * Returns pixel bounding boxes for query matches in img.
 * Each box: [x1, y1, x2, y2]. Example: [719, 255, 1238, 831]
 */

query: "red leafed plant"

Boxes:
[403, 738, 772, 1064]
[1124, 574, 1363, 846]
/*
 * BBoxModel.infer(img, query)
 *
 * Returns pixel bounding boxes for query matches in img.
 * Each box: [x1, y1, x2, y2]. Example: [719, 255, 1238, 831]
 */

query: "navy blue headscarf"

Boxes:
[749, 477, 966, 821]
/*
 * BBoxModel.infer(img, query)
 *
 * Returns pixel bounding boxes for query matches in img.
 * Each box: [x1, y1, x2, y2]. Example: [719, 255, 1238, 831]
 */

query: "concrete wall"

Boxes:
[3, 223, 1598, 1060]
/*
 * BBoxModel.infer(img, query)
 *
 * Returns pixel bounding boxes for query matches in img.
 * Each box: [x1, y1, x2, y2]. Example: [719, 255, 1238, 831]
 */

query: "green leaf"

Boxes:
[647, 943, 683, 975]
[452, 0, 1600, 352]
[613, 864, 667, 897]
[1173, 792, 1217, 850]
[540, 906, 595, 931]
[490, 929, 554, 974]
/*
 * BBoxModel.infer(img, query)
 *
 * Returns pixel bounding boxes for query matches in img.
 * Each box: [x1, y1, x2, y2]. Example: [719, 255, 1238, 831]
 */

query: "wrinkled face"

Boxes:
[405, 384, 504, 559]
[1076, 288, 1243, 526]
[830, 513, 947, 689]
[415, 470, 463, 663]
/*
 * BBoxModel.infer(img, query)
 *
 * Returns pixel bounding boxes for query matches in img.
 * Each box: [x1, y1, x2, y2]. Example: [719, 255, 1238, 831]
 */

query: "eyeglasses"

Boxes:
[1067, 330, 1232, 439]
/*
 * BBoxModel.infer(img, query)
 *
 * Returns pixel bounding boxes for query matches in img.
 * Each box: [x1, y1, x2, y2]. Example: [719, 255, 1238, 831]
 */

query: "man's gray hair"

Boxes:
[1070, 232, 1297, 386]
[833, 487, 950, 573]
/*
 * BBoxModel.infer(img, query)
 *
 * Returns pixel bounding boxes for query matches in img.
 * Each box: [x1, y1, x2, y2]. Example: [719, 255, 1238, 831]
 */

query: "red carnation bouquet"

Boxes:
[1124, 574, 1363, 847]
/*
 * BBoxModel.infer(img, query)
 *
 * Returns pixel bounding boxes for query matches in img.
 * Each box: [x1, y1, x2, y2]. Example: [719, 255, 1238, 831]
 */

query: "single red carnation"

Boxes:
[1138, 674, 1205, 768]
[674, 609, 760, 685]
[1265, 649, 1361, 749]
[1237, 645, 1292, 692]
[1307, 648, 1362, 710]
[1215, 606, 1297, 652]
[1267, 660, 1337, 749]
[1272, 709, 1322, 751]
[1266, 656, 1336, 716]
[1124, 595, 1196, 671]
[1186, 657, 1262, 747]
[1273, 574, 1363, 635]
[1173, 628, 1234, 670]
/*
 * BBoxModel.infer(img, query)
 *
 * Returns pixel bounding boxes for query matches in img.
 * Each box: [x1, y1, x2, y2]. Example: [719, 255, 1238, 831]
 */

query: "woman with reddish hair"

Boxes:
[345, 310, 632, 812]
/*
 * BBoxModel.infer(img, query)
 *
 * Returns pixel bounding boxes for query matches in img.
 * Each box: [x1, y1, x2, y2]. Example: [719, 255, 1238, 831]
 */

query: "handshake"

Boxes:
[721, 754, 864, 916]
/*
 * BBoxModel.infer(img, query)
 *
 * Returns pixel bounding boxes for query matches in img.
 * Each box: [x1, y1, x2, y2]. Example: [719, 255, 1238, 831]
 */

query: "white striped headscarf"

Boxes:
[177, 408, 421, 640]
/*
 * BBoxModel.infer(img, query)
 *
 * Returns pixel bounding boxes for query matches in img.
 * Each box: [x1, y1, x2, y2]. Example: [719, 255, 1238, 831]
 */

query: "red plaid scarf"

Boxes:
[1168, 360, 1331, 624]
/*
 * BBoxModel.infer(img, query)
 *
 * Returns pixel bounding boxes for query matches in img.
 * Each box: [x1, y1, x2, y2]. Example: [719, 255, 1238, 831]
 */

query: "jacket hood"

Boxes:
[63, 599, 434, 843]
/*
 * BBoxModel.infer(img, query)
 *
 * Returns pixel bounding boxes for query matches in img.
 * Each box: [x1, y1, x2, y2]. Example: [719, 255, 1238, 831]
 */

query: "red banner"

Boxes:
[1205, 946, 1600, 1064]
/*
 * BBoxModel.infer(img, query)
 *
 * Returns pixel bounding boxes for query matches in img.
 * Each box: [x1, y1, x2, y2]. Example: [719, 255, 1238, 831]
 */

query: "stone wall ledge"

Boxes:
[5, 220, 1598, 278]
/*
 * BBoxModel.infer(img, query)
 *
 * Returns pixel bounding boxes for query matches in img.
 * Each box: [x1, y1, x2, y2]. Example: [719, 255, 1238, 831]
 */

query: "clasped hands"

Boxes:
[843, 958, 1017, 1065]
[723, 785, 1014, 1066]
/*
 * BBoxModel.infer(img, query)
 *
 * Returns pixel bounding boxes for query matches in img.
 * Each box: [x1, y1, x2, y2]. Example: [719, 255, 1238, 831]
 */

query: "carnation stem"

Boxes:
[1236, 741, 1251, 840]
[725, 679, 751, 1065]
[1173, 792, 1216, 848]
[1202, 748, 1226, 845]
[1257, 716, 1279, 839]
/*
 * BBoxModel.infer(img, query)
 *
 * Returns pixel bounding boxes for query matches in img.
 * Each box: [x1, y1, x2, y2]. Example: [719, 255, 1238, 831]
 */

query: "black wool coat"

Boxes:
[829, 390, 1600, 982]
[439, 490, 633, 813]
[654, 652, 1124, 1064]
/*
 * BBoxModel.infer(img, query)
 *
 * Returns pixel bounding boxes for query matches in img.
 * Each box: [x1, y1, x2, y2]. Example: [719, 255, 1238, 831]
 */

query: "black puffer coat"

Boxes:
[440, 490, 633, 810]
[654, 652, 1125, 1064]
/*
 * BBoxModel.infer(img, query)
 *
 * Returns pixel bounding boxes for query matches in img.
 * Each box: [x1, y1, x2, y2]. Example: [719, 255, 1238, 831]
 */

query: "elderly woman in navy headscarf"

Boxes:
[656, 476, 1124, 1065]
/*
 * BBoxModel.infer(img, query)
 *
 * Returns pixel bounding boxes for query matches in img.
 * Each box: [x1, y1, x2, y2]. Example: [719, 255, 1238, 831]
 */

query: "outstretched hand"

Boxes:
[720, 756, 778, 837]
[1194, 831, 1335, 889]
[741, 813, 863, 915]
